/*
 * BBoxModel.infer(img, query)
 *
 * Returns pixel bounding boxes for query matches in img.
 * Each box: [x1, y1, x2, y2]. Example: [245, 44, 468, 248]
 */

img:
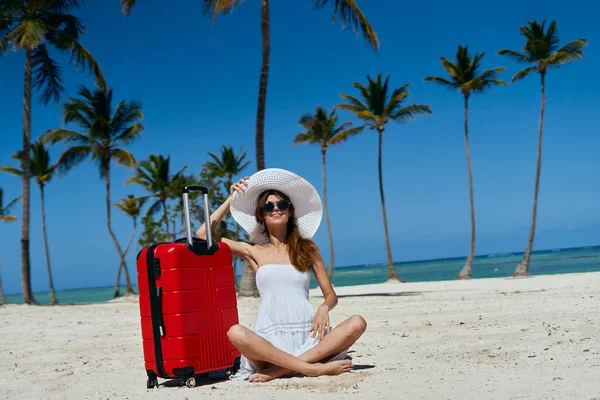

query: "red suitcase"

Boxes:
[137, 185, 241, 389]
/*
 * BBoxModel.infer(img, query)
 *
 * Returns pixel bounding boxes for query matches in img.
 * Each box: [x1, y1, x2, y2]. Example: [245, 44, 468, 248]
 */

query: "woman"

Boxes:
[196, 168, 367, 383]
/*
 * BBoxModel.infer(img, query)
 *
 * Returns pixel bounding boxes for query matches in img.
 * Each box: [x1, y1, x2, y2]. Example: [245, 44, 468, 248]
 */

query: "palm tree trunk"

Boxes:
[105, 165, 134, 294]
[321, 148, 335, 278]
[238, 0, 270, 297]
[21, 50, 38, 305]
[113, 219, 137, 298]
[40, 185, 58, 305]
[0, 264, 8, 305]
[173, 216, 177, 239]
[113, 264, 122, 298]
[514, 73, 546, 276]
[457, 96, 476, 280]
[162, 200, 170, 237]
[238, 259, 258, 297]
[377, 129, 399, 282]
[254, 0, 270, 171]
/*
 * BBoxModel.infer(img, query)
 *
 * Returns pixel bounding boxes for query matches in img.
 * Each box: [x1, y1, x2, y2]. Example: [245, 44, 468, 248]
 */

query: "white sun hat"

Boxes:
[229, 168, 322, 245]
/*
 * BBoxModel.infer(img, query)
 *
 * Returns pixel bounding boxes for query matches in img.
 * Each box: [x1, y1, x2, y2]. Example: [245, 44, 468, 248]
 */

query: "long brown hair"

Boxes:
[255, 189, 322, 273]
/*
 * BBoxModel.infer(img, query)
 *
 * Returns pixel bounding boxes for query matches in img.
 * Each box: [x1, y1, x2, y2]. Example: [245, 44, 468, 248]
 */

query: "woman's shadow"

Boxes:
[158, 356, 375, 388]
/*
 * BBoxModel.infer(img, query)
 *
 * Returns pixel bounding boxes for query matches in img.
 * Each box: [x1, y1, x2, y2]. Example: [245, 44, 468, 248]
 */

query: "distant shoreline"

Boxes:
[3, 244, 599, 299]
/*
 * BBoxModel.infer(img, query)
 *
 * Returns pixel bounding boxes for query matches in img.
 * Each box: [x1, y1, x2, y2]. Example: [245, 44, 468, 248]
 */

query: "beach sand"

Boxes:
[1, 272, 599, 400]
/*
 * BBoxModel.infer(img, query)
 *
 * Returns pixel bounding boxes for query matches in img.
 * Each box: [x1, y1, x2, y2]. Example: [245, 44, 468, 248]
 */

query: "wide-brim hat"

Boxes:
[230, 168, 322, 245]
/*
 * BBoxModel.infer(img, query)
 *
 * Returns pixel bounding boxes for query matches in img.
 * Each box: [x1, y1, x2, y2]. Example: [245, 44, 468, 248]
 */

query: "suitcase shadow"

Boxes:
[160, 372, 231, 388]
[352, 364, 375, 371]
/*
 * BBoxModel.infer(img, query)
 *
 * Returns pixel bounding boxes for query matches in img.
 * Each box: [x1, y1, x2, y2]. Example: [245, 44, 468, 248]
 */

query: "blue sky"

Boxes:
[1, 0, 598, 295]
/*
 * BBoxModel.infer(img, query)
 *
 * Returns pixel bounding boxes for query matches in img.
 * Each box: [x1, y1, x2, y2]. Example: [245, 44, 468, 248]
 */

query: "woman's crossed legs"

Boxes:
[227, 315, 367, 383]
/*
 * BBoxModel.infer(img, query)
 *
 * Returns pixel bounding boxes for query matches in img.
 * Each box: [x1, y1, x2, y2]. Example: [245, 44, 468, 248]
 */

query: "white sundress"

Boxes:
[230, 263, 348, 380]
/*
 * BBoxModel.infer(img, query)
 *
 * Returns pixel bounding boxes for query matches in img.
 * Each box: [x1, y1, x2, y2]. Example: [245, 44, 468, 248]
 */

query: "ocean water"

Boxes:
[4, 245, 600, 305]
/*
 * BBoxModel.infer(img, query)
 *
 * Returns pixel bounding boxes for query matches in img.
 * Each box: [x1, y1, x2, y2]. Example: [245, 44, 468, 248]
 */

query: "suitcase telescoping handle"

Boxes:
[182, 185, 213, 249]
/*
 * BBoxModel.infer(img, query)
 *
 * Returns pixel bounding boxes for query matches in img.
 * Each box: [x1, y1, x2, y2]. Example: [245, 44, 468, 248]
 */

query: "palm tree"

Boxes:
[424, 45, 506, 280]
[336, 73, 432, 281]
[41, 85, 143, 295]
[204, 145, 251, 292]
[167, 174, 191, 238]
[113, 194, 147, 298]
[497, 20, 588, 276]
[123, 0, 378, 171]
[1, 0, 105, 305]
[294, 107, 363, 278]
[0, 188, 20, 305]
[201, 0, 378, 173]
[125, 154, 187, 238]
[1, 141, 62, 304]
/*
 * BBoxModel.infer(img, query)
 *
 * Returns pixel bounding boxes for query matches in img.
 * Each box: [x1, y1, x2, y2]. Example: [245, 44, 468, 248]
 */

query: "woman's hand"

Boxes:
[230, 177, 249, 197]
[310, 304, 330, 342]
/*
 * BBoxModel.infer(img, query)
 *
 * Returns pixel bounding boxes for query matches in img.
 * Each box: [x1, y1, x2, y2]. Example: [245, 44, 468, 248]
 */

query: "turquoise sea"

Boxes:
[4, 245, 600, 305]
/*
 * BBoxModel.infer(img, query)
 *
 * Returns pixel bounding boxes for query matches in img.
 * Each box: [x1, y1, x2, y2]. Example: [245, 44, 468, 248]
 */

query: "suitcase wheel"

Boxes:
[226, 357, 242, 377]
[146, 377, 159, 389]
[184, 377, 196, 388]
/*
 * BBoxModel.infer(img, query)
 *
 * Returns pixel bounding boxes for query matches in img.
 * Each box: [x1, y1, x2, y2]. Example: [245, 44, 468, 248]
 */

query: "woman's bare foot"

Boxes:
[305, 360, 354, 377]
[248, 371, 278, 383]
[316, 360, 354, 376]
[248, 360, 353, 383]
[248, 364, 288, 383]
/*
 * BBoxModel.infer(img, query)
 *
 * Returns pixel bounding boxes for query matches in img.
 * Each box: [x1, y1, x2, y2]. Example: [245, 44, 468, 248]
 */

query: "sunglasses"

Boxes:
[262, 200, 290, 214]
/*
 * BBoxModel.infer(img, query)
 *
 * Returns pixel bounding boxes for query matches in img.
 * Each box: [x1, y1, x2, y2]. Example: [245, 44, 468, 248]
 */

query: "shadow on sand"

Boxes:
[336, 291, 423, 298]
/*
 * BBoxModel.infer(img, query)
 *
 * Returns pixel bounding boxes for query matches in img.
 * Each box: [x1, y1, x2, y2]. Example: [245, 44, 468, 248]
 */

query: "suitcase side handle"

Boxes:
[182, 185, 213, 250]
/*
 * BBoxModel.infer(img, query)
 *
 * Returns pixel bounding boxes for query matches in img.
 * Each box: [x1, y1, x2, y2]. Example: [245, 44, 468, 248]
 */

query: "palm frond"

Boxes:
[352, 81, 373, 108]
[0, 165, 23, 176]
[337, 94, 369, 112]
[9, 18, 46, 50]
[478, 66, 506, 80]
[115, 123, 144, 145]
[390, 104, 433, 123]
[201, 0, 246, 19]
[384, 90, 410, 116]
[40, 128, 91, 145]
[145, 199, 162, 217]
[50, 1, 85, 13]
[496, 49, 531, 64]
[512, 66, 537, 83]
[55, 145, 91, 176]
[120, 0, 138, 16]
[336, 103, 377, 122]
[172, 165, 187, 180]
[62, 99, 94, 129]
[546, 39, 588, 67]
[0, 187, 20, 219]
[111, 99, 143, 135]
[327, 126, 364, 145]
[45, 18, 106, 90]
[440, 57, 463, 82]
[293, 132, 318, 146]
[31, 44, 64, 104]
[335, 100, 366, 115]
[4, 195, 20, 212]
[313, 0, 379, 51]
[468, 77, 507, 94]
[389, 82, 411, 100]
[423, 76, 459, 90]
[112, 149, 137, 169]
[297, 113, 316, 130]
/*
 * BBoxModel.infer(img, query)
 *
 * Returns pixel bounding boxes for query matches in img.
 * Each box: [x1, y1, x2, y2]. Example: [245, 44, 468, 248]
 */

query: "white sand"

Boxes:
[1, 272, 599, 400]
